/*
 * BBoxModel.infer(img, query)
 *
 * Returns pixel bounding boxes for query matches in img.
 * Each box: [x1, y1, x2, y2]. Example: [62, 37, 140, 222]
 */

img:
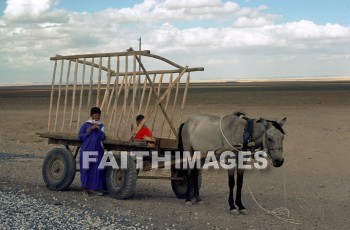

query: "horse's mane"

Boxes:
[267, 120, 285, 134]
[233, 112, 247, 118]
[234, 112, 285, 134]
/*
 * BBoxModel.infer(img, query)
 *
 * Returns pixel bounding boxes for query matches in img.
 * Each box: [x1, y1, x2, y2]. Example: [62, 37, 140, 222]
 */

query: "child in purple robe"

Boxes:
[78, 107, 106, 196]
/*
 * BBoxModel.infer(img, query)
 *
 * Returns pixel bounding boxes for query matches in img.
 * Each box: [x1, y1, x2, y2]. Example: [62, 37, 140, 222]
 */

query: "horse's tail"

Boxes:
[177, 122, 185, 151]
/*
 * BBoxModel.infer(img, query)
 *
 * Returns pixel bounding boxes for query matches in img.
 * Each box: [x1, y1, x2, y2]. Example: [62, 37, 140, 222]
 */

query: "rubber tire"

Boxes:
[106, 154, 137, 199]
[171, 167, 202, 199]
[42, 148, 76, 191]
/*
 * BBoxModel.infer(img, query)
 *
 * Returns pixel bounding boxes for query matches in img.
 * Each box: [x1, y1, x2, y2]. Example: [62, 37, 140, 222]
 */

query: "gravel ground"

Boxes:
[2, 83, 350, 229]
[0, 153, 44, 161]
[0, 189, 152, 229]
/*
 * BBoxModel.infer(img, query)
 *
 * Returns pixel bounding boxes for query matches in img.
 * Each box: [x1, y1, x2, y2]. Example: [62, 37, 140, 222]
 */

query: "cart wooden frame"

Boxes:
[38, 48, 204, 199]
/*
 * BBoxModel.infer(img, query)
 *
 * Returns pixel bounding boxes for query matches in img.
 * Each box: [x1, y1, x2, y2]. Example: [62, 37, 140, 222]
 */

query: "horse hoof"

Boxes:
[185, 201, 192, 206]
[230, 209, 240, 215]
[239, 209, 249, 215]
[196, 200, 204, 205]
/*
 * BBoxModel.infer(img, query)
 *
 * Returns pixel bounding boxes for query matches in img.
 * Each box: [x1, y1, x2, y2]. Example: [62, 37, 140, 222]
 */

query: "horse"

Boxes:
[177, 112, 286, 215]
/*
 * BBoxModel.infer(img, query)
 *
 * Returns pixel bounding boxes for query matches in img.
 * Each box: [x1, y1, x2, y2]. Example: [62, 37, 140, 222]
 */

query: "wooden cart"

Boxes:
[38, 48, 204, 199]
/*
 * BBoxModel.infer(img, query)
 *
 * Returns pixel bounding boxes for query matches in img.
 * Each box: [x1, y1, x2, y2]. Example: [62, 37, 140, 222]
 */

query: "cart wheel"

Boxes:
[106, 154, 137, 199]
[171, 167, 202, 199]
[42, 148, 76, 191]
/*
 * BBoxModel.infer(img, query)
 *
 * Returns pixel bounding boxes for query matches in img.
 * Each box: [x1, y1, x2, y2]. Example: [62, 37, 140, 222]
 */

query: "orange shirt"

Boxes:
[134, 125, 153, 140]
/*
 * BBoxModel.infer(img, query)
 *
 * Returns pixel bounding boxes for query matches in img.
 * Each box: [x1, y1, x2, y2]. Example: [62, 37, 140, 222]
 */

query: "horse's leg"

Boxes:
[228, 169, 239, 215]
[185, 168, 193, 206]
[236, 168, 248, 215]
[192, 167, 202, 204]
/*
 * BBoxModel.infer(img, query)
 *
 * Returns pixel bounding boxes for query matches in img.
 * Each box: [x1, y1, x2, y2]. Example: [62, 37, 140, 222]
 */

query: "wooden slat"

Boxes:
[180, 72, 190, 124]
[137, 76, 147, 115]
[160, 74, 172, 136]
[109, 67, 204, 76]
[50, 50, 151, 60]
[96, 57, 102, 106]
[77, 58, 86, 131]
[48, 60, 57, 131]
[69, 59, 78, 131]
[87, 58, 94, 108]
[37, 132, 178, 151]
[151, 73, 163, 131]
[61, 60, 71, 132]
[168, 80, 180, 138]
[54, 60, 64, 132]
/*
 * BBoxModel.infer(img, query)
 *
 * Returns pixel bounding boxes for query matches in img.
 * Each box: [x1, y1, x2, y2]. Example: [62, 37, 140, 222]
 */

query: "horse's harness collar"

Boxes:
[242, 118, 283, 158]
[242, 118, 255, 151]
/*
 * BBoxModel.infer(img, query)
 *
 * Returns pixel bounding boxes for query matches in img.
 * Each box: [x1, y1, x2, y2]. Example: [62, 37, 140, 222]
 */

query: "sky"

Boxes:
[0, 0, 350, 84]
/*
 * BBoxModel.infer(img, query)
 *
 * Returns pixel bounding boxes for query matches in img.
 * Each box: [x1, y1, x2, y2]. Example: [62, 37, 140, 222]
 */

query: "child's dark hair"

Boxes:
[90, 107, 101, 115]
[136, 114, 144, 122]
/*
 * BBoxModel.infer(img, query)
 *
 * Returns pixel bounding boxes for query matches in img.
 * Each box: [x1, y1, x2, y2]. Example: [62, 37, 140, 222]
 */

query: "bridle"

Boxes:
[262, 132, 283, 157]
[220, 115, 284, 155]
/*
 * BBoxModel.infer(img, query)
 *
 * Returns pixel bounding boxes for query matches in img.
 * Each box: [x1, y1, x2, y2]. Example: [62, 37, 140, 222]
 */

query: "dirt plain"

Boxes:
[1, 81, 350, 229]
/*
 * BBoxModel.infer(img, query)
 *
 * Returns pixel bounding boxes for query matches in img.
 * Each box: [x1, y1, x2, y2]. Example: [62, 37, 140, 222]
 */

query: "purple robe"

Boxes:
[78, 122, 106, 191]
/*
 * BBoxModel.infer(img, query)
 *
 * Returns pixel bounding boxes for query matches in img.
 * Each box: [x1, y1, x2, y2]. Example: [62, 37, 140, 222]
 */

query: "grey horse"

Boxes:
[177, 112, 286, 214]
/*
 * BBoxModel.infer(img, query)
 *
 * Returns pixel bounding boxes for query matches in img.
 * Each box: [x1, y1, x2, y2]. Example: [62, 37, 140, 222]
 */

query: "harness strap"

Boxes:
[219, 116, 241, 152]
[243, 119, 255, 150]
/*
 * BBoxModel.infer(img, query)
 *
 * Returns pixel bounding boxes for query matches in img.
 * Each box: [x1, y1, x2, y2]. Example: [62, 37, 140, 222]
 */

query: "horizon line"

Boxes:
[1, 75, 350, 86]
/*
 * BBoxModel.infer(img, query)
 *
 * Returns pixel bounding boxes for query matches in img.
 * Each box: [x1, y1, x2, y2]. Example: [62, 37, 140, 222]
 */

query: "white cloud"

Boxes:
[269, 20, 350, 39]
[98, 0, 240, 23]
[233, 16, 276, 27]
[0, 0, 349, 83]
[4, 0, 58, 21]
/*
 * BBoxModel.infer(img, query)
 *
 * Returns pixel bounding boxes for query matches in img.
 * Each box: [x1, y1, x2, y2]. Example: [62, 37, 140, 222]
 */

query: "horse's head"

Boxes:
[255, 118, 286, 167]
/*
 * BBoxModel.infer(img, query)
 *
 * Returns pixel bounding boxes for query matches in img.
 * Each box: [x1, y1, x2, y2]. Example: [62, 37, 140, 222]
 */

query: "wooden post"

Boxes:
[132, 54, 137, 120]
[144, 74, 156, 115]
[106, 56, 118, 115]
[180, 72, 190, 124]
[116, 73, 132, 138]
[110, 56, 121, 136]
[48, 60, 57, 131]
[96, 57, 102, 106]
[108, 76, 120, 134]
[168, 79, 180, 138]
[61, 60, 71, 132]
[54, 60, 64, 132]
[160, 74, 173, 136]
[151, 74, 163, 131]
[87, 58, 94, 108]
[116, 55, 130, 138]
[106, 77, 116, 114]
[101, 56, 111, 111]
[69, 59, 79, 132]
[77, 58, 86, 131]
[125, 65, 140, 132]
[125, 55, 138, 128]
[112, 76, 125, 138]
[137, 76, 147, 115]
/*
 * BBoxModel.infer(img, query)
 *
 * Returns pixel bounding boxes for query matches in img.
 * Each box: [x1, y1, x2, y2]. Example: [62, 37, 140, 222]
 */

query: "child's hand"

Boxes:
[87, 124, 100, 133]
[91, 124, 100, 130]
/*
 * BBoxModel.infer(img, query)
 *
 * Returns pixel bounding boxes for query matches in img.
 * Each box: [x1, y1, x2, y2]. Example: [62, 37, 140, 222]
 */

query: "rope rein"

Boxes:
[219, 115, 302, 225]
[246, 166, 302, 225]
[219, 116, 240, 152]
